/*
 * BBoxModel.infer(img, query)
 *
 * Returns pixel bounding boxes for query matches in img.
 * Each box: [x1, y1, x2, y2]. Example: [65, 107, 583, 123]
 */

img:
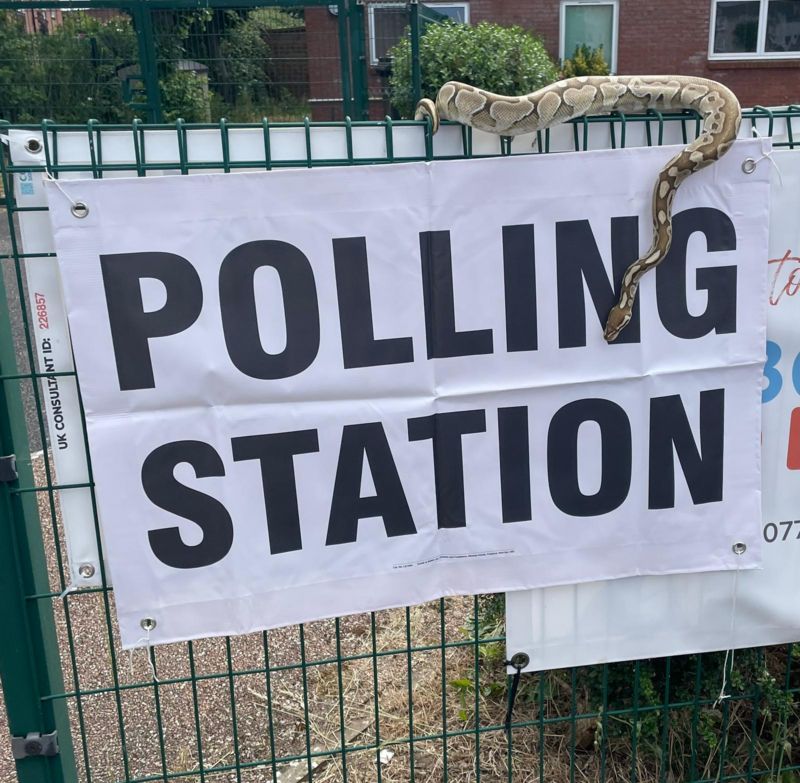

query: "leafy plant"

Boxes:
[0, 11, 45, 121]
[218, 9, 274, 108]
[150, 7, 215, 65]
[0, 6, 309, 124]
[449, 676, 474, 722]
[388, 20, 559, 119]
[561, 44, 610, 78]
[160, 70, 210, 122]
[0, 10, 139, 123]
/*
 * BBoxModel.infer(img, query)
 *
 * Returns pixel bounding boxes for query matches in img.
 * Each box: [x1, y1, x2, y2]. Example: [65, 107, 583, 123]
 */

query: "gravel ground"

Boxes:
[0, 687, 10, 781]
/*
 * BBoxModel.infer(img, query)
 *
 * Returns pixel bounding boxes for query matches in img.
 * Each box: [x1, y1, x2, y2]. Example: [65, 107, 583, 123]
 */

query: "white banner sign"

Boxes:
[506, 149, 800, 672]
[46, 142, 767, 648]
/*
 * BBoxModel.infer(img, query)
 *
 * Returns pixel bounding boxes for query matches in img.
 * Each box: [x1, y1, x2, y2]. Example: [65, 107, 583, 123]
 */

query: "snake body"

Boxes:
[415, 76, 742, 342]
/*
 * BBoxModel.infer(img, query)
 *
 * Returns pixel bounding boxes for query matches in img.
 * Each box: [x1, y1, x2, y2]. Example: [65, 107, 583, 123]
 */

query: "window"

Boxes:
[560, 0, 619, 73]
[368, 3, 469, 65]
[710, 0, 800, 58]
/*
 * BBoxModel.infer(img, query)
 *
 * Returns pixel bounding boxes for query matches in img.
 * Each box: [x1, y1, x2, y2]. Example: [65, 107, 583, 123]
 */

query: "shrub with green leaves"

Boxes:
[0, 11, 44, 121]
[388, 20, 559, 119]
[561, 44, 610, 78]
[160, 70, 211, 122]
[219, 9, 274, 106]
[0, 11, 138, 123]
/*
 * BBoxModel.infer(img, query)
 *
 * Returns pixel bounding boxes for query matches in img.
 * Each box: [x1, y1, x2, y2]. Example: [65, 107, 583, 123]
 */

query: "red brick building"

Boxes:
[306, 0, 800, 119]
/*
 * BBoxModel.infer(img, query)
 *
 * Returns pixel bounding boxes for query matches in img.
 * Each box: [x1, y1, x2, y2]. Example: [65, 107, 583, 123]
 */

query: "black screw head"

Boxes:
[24, 739, 43, 756]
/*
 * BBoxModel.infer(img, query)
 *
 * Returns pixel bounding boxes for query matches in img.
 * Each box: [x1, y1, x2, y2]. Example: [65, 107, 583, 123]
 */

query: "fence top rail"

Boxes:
[2, 106, 798, 132]
[0, 109, 796, 184]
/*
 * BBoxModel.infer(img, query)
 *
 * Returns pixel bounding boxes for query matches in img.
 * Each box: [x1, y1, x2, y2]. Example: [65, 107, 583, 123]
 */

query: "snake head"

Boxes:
[414, 98, 440, 134]
[604, 304, 631, 343]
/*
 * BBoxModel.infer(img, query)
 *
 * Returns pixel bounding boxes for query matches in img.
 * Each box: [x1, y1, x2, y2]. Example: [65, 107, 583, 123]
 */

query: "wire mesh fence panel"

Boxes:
[0, 108, 798, 783]
[150, 5, 340, 123]
[0, 1, 355, 125]
[0, 6, 141, 124]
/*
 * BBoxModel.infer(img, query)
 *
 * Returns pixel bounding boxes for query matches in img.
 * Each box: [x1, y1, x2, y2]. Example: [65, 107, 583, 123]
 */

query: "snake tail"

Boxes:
[414, 98, 440, 134]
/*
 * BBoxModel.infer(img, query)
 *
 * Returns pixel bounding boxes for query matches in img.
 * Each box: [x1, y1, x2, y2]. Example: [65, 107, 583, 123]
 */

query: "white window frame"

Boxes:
[709, 0, 800, 60]
[367, 2, 470, 65]
[559, 0, 619, 74]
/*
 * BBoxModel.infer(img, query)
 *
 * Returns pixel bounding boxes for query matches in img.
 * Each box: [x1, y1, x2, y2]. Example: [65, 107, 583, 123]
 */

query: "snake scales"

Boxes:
[415, 76, 742, 342]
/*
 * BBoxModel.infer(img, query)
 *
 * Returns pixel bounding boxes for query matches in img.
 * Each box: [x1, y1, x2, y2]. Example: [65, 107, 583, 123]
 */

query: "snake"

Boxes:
[415, 76, 742, 342]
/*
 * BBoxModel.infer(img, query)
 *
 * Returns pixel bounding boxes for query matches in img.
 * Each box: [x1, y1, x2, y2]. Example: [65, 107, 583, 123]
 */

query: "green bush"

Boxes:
[0, 11, 138, 123]
[0, 11, 44, 121]
[160, 70, 211, 122]
[218, 9, 274, 108]
[39, 13, 138, 122]
[561, 44, 610, 78]
[0, 7, 308, 124]
[388, 20, 559, 119]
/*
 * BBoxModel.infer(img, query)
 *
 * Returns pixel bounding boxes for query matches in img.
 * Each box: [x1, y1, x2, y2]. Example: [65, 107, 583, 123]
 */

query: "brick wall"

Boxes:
[305, 0, 800, 119]
[616, 0, 800, 107]
[468, 0, 559, 53]
[305, 7, 345, 120]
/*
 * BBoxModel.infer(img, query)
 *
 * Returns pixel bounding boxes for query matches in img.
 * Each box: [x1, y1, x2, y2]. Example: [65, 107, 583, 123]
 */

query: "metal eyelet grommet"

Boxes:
[70, 202, 89, 219]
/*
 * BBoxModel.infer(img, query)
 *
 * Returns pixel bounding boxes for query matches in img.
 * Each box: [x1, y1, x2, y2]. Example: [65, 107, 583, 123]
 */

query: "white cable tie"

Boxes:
[128, 628, 159, 683]
[713, 562, 741, 708]
[58, 581, 77, 601]
[750, 127, 784, 187]
[41, 169, 81, 208]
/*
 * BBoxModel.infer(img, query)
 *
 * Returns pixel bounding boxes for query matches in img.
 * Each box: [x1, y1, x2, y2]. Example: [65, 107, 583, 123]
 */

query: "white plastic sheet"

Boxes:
[45, 144, 767, 647]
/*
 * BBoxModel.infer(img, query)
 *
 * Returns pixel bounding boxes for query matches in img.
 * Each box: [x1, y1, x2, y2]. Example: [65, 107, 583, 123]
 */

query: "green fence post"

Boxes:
[346, 0, 369, 120]
[0, 276, 77, 781]
[0, 135, 77, 783]
[409, 0, 421, 109]
[336, 0, 354, 118]
[131, 0, 163, 123]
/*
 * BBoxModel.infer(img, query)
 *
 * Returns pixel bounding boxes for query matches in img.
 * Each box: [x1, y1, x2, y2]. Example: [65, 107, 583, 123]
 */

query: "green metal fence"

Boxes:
[0, 0, 363, 125]
[0, 108, 799, 783]
[0, 0, 447, 126]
